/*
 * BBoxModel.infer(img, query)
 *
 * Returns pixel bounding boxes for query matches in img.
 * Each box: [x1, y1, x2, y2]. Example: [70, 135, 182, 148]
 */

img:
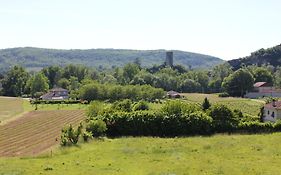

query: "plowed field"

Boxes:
[0, 110, 85, 157]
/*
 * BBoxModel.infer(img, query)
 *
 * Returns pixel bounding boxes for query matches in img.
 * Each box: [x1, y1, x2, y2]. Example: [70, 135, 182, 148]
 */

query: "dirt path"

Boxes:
[0, 110, 85, 157]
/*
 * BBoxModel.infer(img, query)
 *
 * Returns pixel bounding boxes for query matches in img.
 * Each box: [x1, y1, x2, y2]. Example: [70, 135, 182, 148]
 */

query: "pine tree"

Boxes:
[202, 97, 211, 111]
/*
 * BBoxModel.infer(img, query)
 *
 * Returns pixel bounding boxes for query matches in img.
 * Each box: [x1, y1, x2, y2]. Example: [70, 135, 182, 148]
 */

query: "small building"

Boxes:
[40, 88, 69, 100]
[245, 82, 281, 98]
[263, 100, 281, 122]
[253, 82, 274, 93]
[167, 90, 181, 98]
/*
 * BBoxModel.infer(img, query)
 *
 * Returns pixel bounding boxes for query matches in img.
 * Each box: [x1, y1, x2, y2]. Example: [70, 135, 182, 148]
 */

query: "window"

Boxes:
[268, 110, 270, 115]
[272, 112, 275, 118]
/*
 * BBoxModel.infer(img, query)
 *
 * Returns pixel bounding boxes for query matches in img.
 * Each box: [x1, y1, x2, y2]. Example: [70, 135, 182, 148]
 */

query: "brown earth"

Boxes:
[0, 110, 85, 157]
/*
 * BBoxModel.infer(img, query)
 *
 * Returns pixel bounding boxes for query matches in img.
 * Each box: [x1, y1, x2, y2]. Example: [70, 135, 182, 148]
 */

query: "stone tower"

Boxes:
[165, 51, 173, 67]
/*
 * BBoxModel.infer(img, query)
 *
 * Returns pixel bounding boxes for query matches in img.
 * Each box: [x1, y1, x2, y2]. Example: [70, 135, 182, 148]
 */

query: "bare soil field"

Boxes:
[0, 110, 85, 157]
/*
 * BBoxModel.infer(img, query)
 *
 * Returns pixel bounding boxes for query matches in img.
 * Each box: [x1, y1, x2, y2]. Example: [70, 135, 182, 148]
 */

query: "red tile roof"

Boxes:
[254, 82, 268, 88]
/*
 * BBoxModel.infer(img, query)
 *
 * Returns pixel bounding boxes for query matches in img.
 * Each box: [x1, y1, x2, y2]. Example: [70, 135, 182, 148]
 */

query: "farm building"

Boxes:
[167, 91, 181, 98]
[245, 82, 281, 98]
[40, 88, 69, 100]
[263, 100, 281, 122]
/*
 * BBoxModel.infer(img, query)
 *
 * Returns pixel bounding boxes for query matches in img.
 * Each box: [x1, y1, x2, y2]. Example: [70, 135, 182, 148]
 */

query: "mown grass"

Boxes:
[0, 97, 24, 123]
[182, 93, 265, 116]
[23, 100, 88, 111]
[1, 134, 281, 175]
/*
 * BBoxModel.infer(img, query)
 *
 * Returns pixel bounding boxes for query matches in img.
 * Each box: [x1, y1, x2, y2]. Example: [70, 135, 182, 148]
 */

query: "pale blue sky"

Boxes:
[0, 0, 281, 60]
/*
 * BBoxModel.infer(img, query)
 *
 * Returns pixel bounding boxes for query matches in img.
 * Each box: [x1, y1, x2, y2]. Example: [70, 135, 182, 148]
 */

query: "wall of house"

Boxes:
[263, 108, 279, 122]
[245, 92, 281, 99]
[259, 87, 275, 93]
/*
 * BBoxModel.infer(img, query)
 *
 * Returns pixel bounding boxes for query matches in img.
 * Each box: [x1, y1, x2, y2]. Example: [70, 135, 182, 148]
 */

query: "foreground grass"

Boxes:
[182, 93, 265, 116]
[1, 134, 281, 175]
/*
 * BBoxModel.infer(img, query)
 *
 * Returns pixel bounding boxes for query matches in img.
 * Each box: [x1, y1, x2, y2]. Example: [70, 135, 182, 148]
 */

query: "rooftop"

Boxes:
[254, 82, 268, 88]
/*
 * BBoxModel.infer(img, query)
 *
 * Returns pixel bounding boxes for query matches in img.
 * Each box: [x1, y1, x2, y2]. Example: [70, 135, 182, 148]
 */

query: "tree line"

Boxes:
[0, 62, 280, 98]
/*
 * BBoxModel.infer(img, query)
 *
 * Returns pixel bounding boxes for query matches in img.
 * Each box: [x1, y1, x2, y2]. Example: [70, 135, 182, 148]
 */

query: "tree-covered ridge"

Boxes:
[0, 47, 223, 72]
[228, 44, 281, 70]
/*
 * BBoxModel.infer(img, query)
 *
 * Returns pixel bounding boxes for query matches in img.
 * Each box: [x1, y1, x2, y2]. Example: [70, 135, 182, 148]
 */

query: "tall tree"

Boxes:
[122, 63, 140, 84]
[222, 69, 254, 97]
[253, 67, 273, 85]
[1, 66, 29, 96]
[41, 66, 62, 88]
[26, 73, 49, 97]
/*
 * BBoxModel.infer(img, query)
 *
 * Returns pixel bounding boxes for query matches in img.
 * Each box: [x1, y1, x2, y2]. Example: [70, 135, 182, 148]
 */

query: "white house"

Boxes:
[263, 101, 281, 122]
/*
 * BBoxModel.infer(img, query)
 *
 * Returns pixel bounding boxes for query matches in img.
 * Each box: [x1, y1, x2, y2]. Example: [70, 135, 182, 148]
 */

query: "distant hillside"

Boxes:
[0, 47, 223, 71]
[228, 44, 281, 70]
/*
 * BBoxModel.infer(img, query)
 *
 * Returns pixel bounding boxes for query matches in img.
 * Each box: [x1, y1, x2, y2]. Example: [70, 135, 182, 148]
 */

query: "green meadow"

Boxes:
[182, 93, 265, 116]
[1, 134, 281, 175]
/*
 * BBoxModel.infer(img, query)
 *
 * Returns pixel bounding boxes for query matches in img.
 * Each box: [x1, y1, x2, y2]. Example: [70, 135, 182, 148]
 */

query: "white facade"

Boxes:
[263, 108, 281, 122]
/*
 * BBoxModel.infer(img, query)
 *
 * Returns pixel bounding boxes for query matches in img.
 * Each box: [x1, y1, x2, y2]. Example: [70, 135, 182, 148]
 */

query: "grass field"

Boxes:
[182, 93, 265, 116]
[1, 134, 281, 175]
[0, 97, 24, 123]
[0, 97, 88, 124]
[0, 110, 85, 157]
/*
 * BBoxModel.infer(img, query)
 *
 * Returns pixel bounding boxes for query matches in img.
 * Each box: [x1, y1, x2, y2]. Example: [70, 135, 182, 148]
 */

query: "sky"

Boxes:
[0, 0, 281, 60]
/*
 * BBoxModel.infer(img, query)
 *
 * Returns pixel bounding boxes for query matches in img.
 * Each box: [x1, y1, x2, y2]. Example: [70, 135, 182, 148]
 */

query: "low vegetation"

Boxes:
[2, 134, 281, 174]
[0, 97, 24, 123]
[182, 93, 264, 116]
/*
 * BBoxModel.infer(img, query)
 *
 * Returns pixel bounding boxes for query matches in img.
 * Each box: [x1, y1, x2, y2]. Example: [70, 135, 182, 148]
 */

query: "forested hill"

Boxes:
[0, 47, 223, 71]
[228, 44, 281, 70]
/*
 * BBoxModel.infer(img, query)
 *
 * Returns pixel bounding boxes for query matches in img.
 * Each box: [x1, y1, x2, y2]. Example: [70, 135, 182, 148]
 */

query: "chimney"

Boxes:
[273, 99, 276, 107]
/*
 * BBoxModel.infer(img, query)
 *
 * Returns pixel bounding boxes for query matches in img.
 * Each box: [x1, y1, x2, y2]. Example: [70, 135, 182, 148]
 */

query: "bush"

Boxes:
[208, 104, 238, 132]
[85, 119, 107, 137]
[112, 99, 132, 112]
[78, 83, 165, 102]
[161, 100, 201, 116]
[97, 110, 213, 137]
[133, 100, 149, 111]
[87, 101, 106, 119]
[238, 121, 274, 133]
[202, 97, 211, 111]
[61, 123, 83, 146]
[218, 92, 230, 97]
[82, 131, 93, 142]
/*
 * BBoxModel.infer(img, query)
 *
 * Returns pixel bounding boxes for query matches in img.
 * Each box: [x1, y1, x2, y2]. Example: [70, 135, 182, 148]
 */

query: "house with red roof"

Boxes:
[245, 82, 281, 98]
[263, 100, 281, 122]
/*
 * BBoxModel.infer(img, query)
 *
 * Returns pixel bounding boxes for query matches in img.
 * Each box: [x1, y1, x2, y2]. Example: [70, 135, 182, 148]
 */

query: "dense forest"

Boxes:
[229, 44, 281, 70]
[0, 47, 223, 72]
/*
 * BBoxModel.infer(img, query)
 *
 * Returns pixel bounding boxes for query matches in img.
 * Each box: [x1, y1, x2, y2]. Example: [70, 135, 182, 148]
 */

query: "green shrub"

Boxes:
[133, 100, 149, 111]
[87, 101, 106, 119]
[202, 97, 211, 111]
[61, 123, 83, 146]
[218, 92, 230, 97]
[82, 131, 93, 142]
[161, 100, 201, 116]
[238, 121, 273, 133]
[208, 104, 238, 132]
[85, 119, 107, 137]
[112, 99, 132, 112]
[97, 110, 213, 137]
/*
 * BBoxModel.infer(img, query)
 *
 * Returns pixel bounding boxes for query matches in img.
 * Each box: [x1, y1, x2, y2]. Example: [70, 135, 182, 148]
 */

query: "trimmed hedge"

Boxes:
[86, 102, 281, 137]
[30, 99, 83, 105]
[96, 111, 213, 136]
